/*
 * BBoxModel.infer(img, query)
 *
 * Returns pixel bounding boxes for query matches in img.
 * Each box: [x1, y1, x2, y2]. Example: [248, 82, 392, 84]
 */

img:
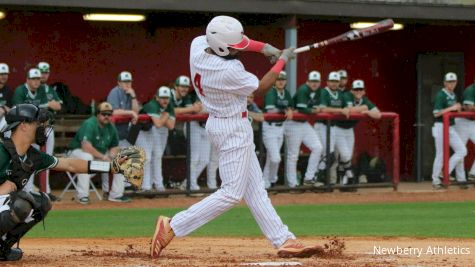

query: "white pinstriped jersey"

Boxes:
[189, 36, 259, 117]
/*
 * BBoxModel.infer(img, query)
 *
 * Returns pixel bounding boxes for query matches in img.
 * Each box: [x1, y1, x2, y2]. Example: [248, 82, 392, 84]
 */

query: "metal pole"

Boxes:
[285, 16, 297, 96]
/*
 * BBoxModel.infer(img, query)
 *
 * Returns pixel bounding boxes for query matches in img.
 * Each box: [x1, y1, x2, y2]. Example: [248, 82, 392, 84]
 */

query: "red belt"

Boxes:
[213, 111, 247, 119]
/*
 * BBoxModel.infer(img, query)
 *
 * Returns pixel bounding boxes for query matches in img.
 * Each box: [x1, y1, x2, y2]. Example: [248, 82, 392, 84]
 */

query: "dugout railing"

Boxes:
[113, 111, 399, 197]
[442, 112, 475, 186]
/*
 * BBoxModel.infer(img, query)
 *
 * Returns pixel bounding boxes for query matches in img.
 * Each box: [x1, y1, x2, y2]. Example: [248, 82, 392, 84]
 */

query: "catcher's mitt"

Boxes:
[111, 146, 145, 188]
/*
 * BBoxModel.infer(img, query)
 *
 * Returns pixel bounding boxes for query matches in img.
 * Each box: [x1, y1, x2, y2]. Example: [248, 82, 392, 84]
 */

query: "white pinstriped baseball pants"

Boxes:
[431, 123, 467, 185]
[136, 127, 169, 191]
[170, 115, 295, 248]
[186, 121, 212, 190]
[262, 123, 285, 188]
[284, 121, 322, 186]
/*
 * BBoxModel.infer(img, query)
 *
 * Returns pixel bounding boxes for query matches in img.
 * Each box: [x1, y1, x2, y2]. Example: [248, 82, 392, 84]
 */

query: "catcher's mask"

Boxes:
[3, 103, 54, 146]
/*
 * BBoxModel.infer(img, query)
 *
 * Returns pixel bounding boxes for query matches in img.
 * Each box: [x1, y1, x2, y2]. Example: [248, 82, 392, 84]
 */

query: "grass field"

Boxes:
[28, 201, 475, 239]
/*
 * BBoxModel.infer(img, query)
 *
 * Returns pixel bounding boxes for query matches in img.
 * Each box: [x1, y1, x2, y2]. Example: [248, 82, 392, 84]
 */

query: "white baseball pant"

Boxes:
[284, 121, 322, 187]
[431, 123, 467, 185]
[262, 122, 284, 188]
[101, 139, 128, 198]
[186, 121, 211, 190]
[170, 115, 295, 248]
[315, 123, 336, 170]
[135, 127, 169, 191]
[207, 145, 219, 189]
[69, 149, 108, 199]
[454, 118, 475, 176]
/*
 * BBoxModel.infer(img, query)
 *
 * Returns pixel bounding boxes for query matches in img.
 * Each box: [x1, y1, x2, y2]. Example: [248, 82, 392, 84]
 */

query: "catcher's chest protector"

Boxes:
[1, 138, 43, 190]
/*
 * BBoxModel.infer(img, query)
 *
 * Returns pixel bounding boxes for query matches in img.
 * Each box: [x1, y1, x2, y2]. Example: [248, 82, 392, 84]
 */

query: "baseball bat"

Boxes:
[294, 19, 394, 54]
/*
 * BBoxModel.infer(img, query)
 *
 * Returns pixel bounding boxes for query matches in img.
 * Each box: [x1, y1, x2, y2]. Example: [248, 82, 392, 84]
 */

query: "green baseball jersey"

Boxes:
[433, 88, 457, 125]
[463, 84, 475, 106]
[12, 84, 61, 109]
[40, 83, 63, 104]
[69, 117, 119, 154]
[336, 93, 377, 129]
[319, 87, 344, 109]
[0, 143, 58, 185]
[141, 99, 175, 120]
[264, 87, 293, 113]
[293, 84, 321, 114]
[171, 89, 193, 108]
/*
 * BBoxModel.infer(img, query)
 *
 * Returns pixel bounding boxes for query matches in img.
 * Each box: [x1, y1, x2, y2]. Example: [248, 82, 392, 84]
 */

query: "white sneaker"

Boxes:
[341, 175, 348, 185]
[359, 175, 368, 184]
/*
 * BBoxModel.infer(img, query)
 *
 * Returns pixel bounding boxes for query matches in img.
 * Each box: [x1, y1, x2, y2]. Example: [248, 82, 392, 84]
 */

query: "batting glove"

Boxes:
[262, 44, 281, 64]
[279, 47, 296, 63]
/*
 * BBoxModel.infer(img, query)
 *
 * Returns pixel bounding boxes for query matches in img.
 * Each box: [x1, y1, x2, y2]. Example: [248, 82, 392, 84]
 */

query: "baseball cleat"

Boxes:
[277, 239, 324, 258]
[151, 216, 175, 258]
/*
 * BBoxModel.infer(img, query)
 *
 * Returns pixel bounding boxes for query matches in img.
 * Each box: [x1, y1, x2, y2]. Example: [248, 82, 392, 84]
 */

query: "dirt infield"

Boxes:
[7, 183, 475, 266]
[11, 236, 475, 266]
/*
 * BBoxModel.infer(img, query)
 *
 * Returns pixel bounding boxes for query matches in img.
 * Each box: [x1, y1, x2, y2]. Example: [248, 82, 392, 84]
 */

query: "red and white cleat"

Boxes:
[150, 216, 175, 258]
[277, 239, 324, 258]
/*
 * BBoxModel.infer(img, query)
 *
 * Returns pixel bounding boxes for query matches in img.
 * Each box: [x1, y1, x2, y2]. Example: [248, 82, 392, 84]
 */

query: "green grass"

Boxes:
[27, 201, 475, 239]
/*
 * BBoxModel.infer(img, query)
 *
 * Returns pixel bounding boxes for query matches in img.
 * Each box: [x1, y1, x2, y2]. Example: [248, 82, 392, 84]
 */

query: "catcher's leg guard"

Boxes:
[0, 211, 24, 261]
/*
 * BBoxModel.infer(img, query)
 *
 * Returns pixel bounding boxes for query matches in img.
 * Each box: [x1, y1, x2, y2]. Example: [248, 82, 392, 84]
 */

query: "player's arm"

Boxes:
[249, 111, 264, 122]
[362, 99, 381, 119]
[319, 93, 349, 117]
[433, 93, 460, 117]
[150, 112, 169, 128]
[0, 180, 16, 195]
[47, 89, 62, 111]
[165, 115, 176, 129]
[108, 90, 139, 121]
[255, 49, 295, 97]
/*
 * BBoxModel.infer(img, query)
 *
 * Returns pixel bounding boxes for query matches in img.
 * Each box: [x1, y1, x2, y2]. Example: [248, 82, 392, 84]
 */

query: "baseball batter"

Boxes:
[335, 80, 381, 184]
[151, 15, 323, 259]
[454, 75, 475, 181]
[431, 72, 468, 189]
[135, 86, 175, 192]
[262, 71, 293, 188]
[11, 68, 62, 194]
[316, 72, 350, 183]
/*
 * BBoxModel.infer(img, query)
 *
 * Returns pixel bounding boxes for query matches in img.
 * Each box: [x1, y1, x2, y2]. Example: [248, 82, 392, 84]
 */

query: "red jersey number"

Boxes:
[194, 73, 205, 97]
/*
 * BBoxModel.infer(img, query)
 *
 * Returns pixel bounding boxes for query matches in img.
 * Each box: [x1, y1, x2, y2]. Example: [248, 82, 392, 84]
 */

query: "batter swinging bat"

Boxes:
[294, 19, 394, 54]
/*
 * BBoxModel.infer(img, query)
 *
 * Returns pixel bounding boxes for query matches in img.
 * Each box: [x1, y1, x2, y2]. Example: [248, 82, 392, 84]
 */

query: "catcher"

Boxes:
[0, 103, 144, 261]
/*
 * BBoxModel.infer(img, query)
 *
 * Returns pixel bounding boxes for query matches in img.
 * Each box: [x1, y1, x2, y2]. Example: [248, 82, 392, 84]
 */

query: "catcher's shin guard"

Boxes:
[151, 216, 175, 258]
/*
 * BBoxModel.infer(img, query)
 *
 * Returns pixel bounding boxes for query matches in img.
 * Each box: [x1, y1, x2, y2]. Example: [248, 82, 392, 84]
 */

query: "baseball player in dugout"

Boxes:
[454, 74, 475, 181]
[287, 70, 323, 188]
[150, 15, 323, 259]
[431, 72, 468, 190]
[335, 79, 381, 185]
[136, 86, 175, 193]
[106, 71, 139, 199]
[316, 72, 350, 184]
[68, 102, 121, 204]
[11, 68, 62, 200]
[0, 103, 129, 261]
[337, 69, 349, 92]
[0, 63, 13, 130]
[262, 71, 293, 189]
[172, 75, 213, 192]
[38, 62, 63, 201]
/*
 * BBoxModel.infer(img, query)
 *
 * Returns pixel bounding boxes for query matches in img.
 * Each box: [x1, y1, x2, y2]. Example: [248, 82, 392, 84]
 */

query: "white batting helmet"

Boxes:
[206, 15, 250, 57]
